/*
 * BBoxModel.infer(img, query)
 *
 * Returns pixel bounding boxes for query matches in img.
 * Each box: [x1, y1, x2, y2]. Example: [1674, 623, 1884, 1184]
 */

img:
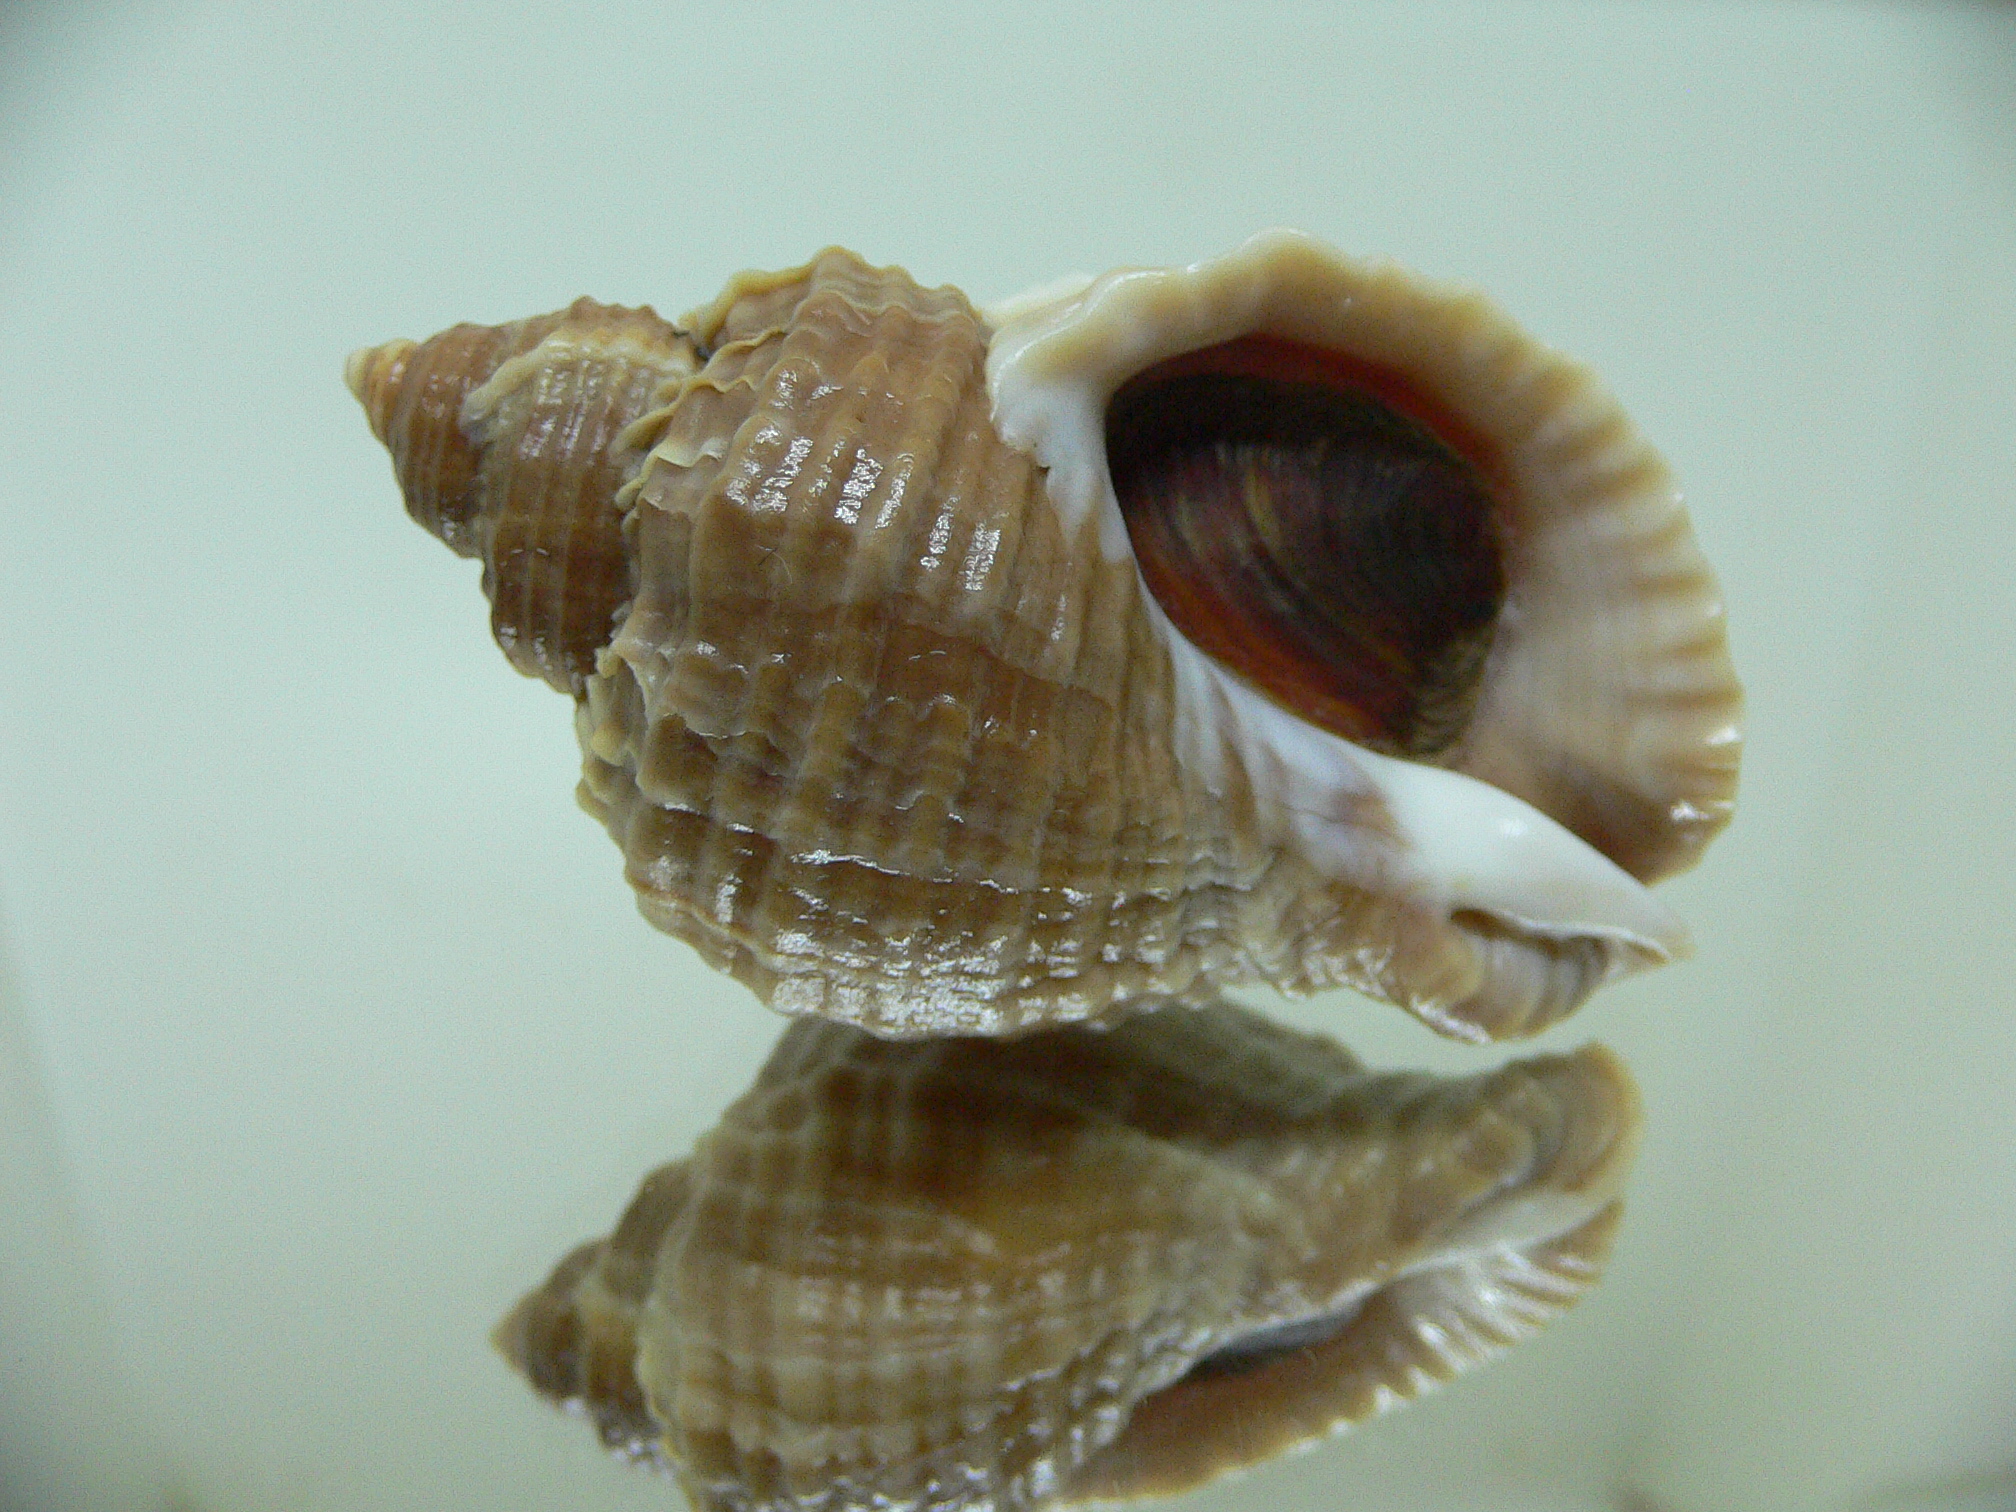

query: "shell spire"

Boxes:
[348, 299, 701, 692]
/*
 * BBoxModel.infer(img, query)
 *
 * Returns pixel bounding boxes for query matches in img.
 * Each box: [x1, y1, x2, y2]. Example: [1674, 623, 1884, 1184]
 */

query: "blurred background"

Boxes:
[2, 3, 2012, 1510]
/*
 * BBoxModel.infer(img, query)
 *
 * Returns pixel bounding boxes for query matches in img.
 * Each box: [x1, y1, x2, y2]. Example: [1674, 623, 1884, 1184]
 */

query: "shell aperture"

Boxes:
[348, 234, 1740, 1041]
[985, 230, 1742, 888]
[494, 996, 1641, 1512]
[1106, 334, 1508, 760]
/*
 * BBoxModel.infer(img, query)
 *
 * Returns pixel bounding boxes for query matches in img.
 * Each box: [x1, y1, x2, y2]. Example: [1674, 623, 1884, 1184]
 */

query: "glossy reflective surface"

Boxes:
[1109, 336, 1507, 758]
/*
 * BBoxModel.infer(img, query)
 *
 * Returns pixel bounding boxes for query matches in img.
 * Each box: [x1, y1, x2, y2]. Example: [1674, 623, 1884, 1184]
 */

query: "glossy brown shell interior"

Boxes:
[1108, 334, 1508, 760]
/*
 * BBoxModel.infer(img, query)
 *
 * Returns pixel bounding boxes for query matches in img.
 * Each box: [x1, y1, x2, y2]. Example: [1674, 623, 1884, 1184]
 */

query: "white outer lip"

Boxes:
[1176, 619, 1687, 962]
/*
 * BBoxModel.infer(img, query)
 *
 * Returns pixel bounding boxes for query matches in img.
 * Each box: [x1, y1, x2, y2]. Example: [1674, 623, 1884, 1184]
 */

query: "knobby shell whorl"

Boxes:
[347, 298, 702, 692]
[348, 236, 1740, 1041]
[494, 996, 1640, 1512]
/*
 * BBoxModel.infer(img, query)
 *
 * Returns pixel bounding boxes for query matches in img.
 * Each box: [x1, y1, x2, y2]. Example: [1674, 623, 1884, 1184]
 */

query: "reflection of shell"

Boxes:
[348, 233, 1740, 1040]
[495, 995, 1640, 1511]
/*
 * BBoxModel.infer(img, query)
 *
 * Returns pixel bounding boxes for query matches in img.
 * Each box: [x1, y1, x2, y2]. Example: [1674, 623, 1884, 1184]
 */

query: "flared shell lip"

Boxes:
[982, 229, 1698, 969]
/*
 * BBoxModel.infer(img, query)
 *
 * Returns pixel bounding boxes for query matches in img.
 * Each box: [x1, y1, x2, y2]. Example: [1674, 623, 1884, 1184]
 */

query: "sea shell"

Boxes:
[347, 233, 1740, 1040]
[494, 994, 1640, 1511]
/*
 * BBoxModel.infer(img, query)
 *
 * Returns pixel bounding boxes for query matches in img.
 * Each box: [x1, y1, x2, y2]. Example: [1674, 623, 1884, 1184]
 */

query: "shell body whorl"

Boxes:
[349, 237, 1740, 1041]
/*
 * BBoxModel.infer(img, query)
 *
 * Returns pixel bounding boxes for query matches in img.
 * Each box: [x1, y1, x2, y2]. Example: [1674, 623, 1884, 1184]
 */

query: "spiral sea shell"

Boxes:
[347, 232, 1739, 1040]
[496, 995, 1640, 1512]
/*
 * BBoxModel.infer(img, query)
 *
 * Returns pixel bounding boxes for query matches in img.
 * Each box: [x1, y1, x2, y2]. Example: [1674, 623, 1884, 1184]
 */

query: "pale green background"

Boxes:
[2, 4, 2013, 1510]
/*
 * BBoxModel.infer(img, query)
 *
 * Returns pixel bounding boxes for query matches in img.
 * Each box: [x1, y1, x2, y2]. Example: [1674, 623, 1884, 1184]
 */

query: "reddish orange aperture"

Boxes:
[1107, 335, 1508, 757]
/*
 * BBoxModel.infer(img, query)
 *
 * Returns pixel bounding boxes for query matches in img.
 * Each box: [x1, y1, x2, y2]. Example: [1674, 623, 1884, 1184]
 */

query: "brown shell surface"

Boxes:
[495, 996, 1639, 1512]
[348, 298, 702, 692]
[349, 246, 1731, 1040]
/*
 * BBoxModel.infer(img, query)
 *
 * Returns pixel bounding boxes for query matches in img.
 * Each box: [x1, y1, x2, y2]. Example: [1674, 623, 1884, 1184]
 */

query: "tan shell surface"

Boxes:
[347, 298, 701, 692]
[495, 996, 1639, 1512]
[349, 241, 1738, 1041]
